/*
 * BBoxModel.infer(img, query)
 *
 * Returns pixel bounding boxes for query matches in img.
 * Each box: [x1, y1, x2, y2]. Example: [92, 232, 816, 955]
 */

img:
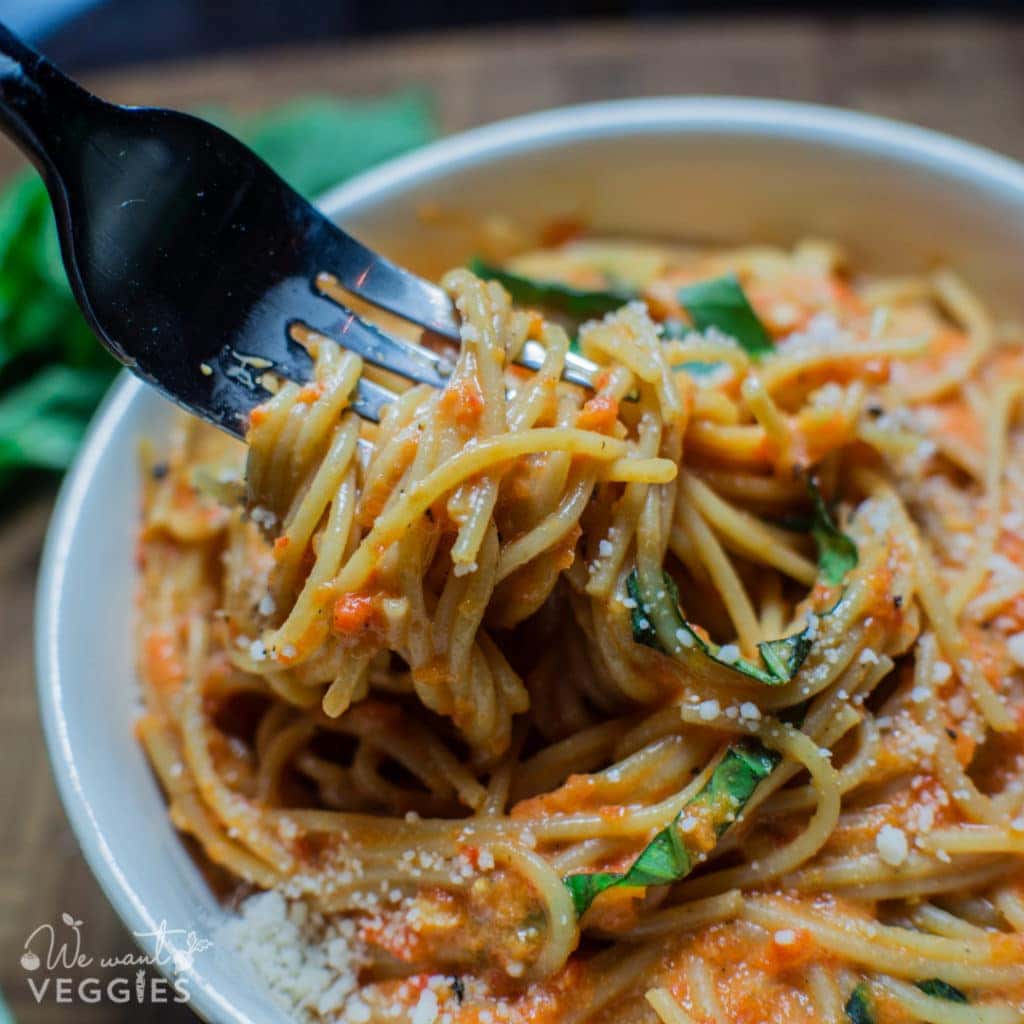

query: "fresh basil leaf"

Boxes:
[469, 258, 633, 319]
[627, 569, 812, 685]
[915, 979, 968, 1003]
[626, 570, 662, 649]
[564, 738, 778, 917]
[678, 273, 773, 358]
[807, 478, 858, 585]
[844, 984, 875, 1024]
[759, 630, 813, 681]
[0, 366, 113, 475]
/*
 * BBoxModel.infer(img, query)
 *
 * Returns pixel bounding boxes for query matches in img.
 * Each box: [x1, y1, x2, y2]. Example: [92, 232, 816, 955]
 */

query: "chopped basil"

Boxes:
[678, 273, 773, 359]
[916, 979, 968, 1003]
[759, 629, 814, 681]
[468, 258, 633, 318]
[807, 478, 858, 586]
[844, 984, 875, 1024]
[627, 570, 812, 685]
[563, 739, 778, 917]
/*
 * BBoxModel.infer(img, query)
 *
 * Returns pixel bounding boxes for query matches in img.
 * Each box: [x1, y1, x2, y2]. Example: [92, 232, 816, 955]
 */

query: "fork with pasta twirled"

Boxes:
[0, 21, 596, 435]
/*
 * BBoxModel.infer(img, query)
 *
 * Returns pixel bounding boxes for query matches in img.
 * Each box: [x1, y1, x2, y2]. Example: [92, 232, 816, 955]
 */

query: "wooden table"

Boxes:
[4, 16, 1024, 1022]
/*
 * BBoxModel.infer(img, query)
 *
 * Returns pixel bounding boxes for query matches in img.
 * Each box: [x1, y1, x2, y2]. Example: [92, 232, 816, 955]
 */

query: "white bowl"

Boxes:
[35, 97, 1024, 1023]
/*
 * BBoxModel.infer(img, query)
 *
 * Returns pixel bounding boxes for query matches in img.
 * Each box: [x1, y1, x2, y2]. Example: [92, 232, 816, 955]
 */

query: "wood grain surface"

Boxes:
[3, 15, 1024, 1021]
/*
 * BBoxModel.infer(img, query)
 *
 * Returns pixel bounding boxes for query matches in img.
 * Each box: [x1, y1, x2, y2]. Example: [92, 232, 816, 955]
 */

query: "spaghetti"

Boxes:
[137, 235, 1024, 1022]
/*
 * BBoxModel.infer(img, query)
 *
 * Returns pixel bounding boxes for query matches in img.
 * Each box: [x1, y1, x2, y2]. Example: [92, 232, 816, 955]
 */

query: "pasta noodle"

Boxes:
[137, 235, 1024, 1022]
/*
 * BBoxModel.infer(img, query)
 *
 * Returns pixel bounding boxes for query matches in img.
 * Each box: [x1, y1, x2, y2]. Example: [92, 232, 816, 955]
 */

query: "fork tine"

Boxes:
[350, 376, 398, 423]
[311, 225, 461, 341]
[294, 306, 454, 389]
[517, 340, 597, 388]
[314, 245, 599, 391]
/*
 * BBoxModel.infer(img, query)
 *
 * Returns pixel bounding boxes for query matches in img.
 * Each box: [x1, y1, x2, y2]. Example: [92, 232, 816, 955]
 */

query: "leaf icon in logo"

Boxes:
[20, 951, 40, 971]
[61, 912, 75, 926]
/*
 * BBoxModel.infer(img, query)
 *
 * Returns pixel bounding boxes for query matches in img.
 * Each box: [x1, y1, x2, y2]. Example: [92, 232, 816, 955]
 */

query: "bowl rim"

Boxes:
[33, 95, 1024, 1024]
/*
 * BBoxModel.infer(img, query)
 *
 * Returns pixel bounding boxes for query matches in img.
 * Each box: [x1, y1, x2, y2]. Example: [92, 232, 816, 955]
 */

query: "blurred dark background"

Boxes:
[8, 0, 1024, 71]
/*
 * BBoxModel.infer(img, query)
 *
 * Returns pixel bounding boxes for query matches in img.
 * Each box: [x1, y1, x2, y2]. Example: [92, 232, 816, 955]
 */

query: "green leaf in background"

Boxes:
[0, 366, 114, 482]
[563, 738, 778, 917]
[203, 92, 436, 199]
[0, 173, 103, 375]
[0, 91, 436, 494]
[468, 258, 635, 319]
[678, 273, 774, 359]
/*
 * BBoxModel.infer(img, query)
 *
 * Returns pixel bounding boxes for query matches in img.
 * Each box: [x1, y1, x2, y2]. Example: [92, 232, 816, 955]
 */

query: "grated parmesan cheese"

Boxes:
[1007, 632, 1024, 668]
[411, 989, 440, 1024]
[698, 699, 720, 721]
[717, 644, 740, 665]
[876, 824, 909, 867]
[217, 891, 360, 1022]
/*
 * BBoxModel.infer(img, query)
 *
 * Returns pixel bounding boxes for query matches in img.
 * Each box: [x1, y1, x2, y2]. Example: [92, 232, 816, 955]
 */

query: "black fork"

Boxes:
[0, 23, 595, 435]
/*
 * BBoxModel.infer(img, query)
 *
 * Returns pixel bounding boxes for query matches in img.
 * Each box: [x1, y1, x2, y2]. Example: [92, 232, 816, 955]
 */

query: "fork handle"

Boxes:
[0, 21, 96, 181]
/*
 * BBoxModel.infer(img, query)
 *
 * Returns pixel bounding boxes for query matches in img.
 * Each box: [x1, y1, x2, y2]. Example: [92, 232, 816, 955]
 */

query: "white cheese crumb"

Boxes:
[1006, 632, 1024, 668]
[249, 638, 268, 662]
[217, 891, 359, 1022]
[346, 1000, 371, 1023]
[250, 505, 278, 530]
[931, 660, 952, 684]
[411, 988, 439, 1024]
[910, 686, 930, 704]
[858, 648, 880, 666]
[698, 699, 721, 721]
[675, 628, 694, 648]
[717, 643, 740, 665]
[739, 702, 762, 722]
[773, 929, 797, 946]
[598, 539, 614, 558]
[876, 824, 909, 867]
[258, 593, 277, 616]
